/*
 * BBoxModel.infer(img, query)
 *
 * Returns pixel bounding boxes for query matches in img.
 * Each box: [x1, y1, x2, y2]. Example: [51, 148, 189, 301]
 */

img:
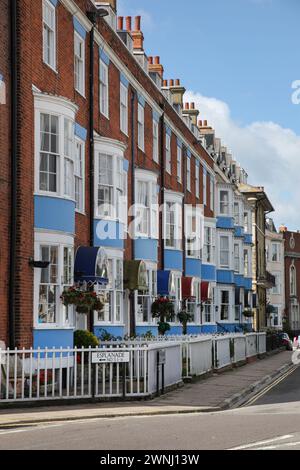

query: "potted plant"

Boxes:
[177, 310, 193, 335]
[151, 297, 174, 335]
[242, 308, 254, 318]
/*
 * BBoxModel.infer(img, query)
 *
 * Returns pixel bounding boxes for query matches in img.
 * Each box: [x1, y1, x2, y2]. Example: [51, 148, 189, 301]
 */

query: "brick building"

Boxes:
[282, 229, 300, 335]
[2, 0, 263, 349]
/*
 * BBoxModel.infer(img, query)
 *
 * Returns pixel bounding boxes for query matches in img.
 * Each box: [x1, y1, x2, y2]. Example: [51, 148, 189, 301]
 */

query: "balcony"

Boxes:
[257, 271, 276, 289]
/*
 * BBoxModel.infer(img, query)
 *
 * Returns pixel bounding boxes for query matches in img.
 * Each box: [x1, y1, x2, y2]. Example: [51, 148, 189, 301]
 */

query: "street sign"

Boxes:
[158, 349, 166, 365]
[92, 351, 130, 364]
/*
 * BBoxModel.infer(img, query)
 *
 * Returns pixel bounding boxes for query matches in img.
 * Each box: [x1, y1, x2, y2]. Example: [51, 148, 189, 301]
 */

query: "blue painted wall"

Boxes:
[234, 226, 244, 237]
[201, 324, 218, 334]
[217, 269, 235, 284]
[234, 274, 245, 288]
[135, 239, 158, 263]
[94, 325, 125, 340]
[244, 234, 253, 244]
[94, 220, 125, 249]
[244, 277, 253, 290]
[202, 264, 217, 281]
[217, 217, 234, 230]
[164, 249, 183, 271]
[185, 258, 202, 278]
[136, 326, 159, 337]
[34, 196, 75, 233]
[33, 329, 74, 349]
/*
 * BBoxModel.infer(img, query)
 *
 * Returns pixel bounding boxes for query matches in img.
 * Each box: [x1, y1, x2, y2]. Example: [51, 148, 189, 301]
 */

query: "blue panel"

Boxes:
[234, 226, 244, 237]
[120, 73, 129, 88]
[165, 125, 172, 136]
[157, 270, 171, 296]
[244, 234, 253, 244]
[217, 323, 241, 333]
[201, 264, 217, 281]
[94, 326, 125, 340]
[73, 17, 87, 39]
[195, 159, 200, 167]
[164, 249, 183, 271]
[153, 110, 160, 123]
[217, 217, 234, 229]
[187, 325, 202, 334]
[123, 159, 129, 172]
[167, 326, 183, 335]
[48, 0, 58, 6]
[186, 149, 191, 158]
[217, 269, 234, 284]
[137, 94, 146, 107]
[100, 50, 110, 66]
[244, 277, 252, 290]
[234, 274, 244, 288]
[75, 123, 87, 141]
[136, 326, 159, 337]
[94, 220, 125, 249]
[33, 329, 74, 350]
[185, 258, 202, 278]
[177, 138, 183, 148]
[201, 324, 218, 334]
[135, 239, 158, 262]
[34, 196, 75, 234]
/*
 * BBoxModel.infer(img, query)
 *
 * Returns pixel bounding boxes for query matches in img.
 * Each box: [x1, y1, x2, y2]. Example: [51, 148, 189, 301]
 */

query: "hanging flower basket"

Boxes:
[151, 297, 174, 319]
[61, 287, 104, 314]
[242, 309, 254, 318]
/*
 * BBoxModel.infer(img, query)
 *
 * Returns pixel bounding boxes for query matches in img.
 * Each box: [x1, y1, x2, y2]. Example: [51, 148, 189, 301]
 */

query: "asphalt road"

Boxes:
[1, 367, 300, 451]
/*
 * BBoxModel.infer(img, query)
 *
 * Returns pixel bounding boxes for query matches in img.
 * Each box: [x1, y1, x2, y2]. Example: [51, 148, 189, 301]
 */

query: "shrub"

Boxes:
[74, 330, 99, 349]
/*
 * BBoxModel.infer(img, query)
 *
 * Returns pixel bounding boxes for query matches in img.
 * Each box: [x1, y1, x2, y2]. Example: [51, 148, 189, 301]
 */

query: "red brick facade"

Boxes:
[284, 231, 300, 333]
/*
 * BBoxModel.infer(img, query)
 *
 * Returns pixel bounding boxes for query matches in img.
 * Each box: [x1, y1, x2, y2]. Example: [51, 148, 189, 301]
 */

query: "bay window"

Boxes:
[204, 288, 215, 323]
[74, 32, 85, 96]
[135, 172, 158, 239]
[64, 119, 75, 198]
[244, 212, 250, 233]
[138, 103, 145, 151]
[186, 208, 201, 258]
[136, 265, 157, 324]
[234, 202, 240, 225]
[186, 280, 201, 323]
[95, 255, 123, 324]
[43, 0, 56, 70]
[203, 227, 216, 264]
[165, 199, 182, 250]
[234, 243, 240, 273]
[35, 234, 74, 327]
[220, 235, 230, 268]
[170, 273, 182, 321]
[100, 59, 109, 118]
[271, 243, 280, 262]
[220, 290, 230, 321]
[220, 190, 229, 215]
[39, 113, 59, 193]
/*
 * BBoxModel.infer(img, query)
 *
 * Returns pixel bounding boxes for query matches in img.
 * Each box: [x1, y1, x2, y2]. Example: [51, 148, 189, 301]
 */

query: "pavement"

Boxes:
[0, 349, 294, 428]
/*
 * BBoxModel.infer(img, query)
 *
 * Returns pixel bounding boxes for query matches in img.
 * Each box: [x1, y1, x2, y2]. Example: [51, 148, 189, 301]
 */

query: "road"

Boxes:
[1, 367, 300, 451]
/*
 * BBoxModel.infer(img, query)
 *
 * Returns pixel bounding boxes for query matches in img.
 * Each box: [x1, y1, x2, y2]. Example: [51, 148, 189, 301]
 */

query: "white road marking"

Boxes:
[230, 434, 294, 450]
[0, 423, 65, 436]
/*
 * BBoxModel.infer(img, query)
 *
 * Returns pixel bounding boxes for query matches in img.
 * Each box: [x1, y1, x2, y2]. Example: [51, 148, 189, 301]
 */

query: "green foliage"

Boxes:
[242, 309, 254, 318]
[61, 287, 104, 313]
[74, 330, 99, 348]
[142, 330, 155, 340]
[158, 321, 171, 336]
[177, 310, 193, 335]
[98, 329, 117, 342]
[151, 297, 174, 320]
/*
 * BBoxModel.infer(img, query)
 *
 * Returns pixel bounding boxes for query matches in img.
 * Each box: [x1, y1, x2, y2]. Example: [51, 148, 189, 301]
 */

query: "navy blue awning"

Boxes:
[157, 270, 177, 296]
[74, 247, 109, 285]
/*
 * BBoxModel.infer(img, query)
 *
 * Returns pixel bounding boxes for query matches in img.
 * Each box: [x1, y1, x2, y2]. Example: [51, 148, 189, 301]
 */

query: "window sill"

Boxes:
[100, 111, 110, 120]
[34, 192, 76, 204]
[43, 61, 58, 75]
[75, 209, 86, 216]
[75, 89, 86, 100]
[34, 325, 75, 330]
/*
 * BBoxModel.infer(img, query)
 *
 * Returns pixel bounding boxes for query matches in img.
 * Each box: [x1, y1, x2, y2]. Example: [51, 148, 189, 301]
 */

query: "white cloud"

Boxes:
[185, 90, 300, 230]
[117, 1, 154, 30]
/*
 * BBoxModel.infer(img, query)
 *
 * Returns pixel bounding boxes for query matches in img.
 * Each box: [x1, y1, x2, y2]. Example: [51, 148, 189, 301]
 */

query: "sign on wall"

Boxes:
[91, 351, 130, 364]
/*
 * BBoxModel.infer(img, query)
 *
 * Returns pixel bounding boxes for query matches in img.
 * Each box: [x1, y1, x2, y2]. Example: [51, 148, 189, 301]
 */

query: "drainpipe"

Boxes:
[130, 89, 136, 337]
[182, 148, 186, 277]
[9, 0, 18, 349]
[159, 104, 165, 271]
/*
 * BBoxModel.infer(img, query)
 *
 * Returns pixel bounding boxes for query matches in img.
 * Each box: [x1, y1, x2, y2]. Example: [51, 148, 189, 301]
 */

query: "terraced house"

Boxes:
[1, 0, 273, 350]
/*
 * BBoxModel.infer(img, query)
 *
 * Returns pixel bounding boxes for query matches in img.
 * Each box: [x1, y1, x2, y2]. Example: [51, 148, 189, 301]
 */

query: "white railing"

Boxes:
[0, 343, 182, 403]
[213, 336, 232, 369]
[246, 333, 258, 358]
[233, 335, 247, 364]
[257, 333, 267, 355]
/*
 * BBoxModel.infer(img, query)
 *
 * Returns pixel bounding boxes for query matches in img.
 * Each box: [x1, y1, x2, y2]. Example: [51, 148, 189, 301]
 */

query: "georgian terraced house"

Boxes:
[1, 0, 274, 350]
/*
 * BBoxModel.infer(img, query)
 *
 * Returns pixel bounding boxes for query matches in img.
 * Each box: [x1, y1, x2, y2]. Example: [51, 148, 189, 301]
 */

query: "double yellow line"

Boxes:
[242, 365, 298, 407]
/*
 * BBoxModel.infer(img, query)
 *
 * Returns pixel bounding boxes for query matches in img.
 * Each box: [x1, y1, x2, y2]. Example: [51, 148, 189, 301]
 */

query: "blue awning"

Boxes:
[74, 247, 109, 285]
[157, 270, 177, 296]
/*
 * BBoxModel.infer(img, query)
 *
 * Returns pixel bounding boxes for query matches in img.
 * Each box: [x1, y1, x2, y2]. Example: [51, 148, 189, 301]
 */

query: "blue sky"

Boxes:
[118, 0, 300, 229]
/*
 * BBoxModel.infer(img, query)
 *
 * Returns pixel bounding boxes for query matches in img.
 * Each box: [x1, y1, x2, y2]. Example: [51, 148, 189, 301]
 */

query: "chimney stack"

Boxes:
[182, 102, 199, 125]
[131, 16, 144, 50]
[168, 79, 185, 109]
[125, 16, 132, 32]
[117, 16, 124, 30]
[148, 55, 164, 78]
[279, 224, 288, 233]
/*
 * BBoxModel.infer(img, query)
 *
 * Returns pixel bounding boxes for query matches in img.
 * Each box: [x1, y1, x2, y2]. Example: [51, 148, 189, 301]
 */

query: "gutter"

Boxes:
[9, 0, 17, 348]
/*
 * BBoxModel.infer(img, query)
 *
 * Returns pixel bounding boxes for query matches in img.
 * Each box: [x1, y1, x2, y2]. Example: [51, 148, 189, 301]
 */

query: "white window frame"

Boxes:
[34, 232, 74, 329]
[169, 272, 182, 322]
[234, 202, 240, 226]
[186, 207, 202, 259]
[177, 145, 182, 182]
[120, 82, 128, 135]
[186, 157, 191, 192]
[210, 176, 215, 211]
[203, 225, 216, 264]
[135, 262, 157, 325]
[74, 138, 85, 213]
[234, 242, 240, 273]
[271, 242, 280, 262]
[135, 169, 159, 239]
[165, 133, 171, 174]
[164, 192, 183, 251]
[203, 169, 207, 206]
[272, 272, 281, 295]
[42, 0, 56, 71]
[219, 288, 231, 322]
[219, 189, 230, 216]
[138, 103, 145, 151]
[99, 58, 109, 118]
[290, 264, 297, 296]
[244, 248, 250, 277]
[94, 249, 124, 326]
[74, 32, 85, 97]
[219, 235, 230, 269]
[153, 119, 159, 163]
[195, 164, 200, 199]
[34, 94, 77, 200]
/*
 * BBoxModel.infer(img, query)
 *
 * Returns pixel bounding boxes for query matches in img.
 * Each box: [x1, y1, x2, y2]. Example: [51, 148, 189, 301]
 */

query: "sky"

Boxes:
[118, 0, 300, 231]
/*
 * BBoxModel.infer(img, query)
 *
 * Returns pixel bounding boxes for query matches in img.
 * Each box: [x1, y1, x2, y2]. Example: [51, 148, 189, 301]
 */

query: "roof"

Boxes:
[238, 183, 274, 212]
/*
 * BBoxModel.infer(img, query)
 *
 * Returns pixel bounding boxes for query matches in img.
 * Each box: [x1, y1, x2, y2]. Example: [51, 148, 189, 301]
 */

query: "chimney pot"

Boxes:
[175, 79, 180, 86]
[184, 103, 190, 110]
[118, 16, 124, 30]
[134, 15, 141, 31]
[204, 120, 208, 126]
[154, 56, 160, 65]
[169, 79, 174, 87]
[198, 120, 203, 127]
[190, 102, 195, 110]
[148, 56, 153, 64]
[126, 16, 132, 32]
[162, 79, 168, 87]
